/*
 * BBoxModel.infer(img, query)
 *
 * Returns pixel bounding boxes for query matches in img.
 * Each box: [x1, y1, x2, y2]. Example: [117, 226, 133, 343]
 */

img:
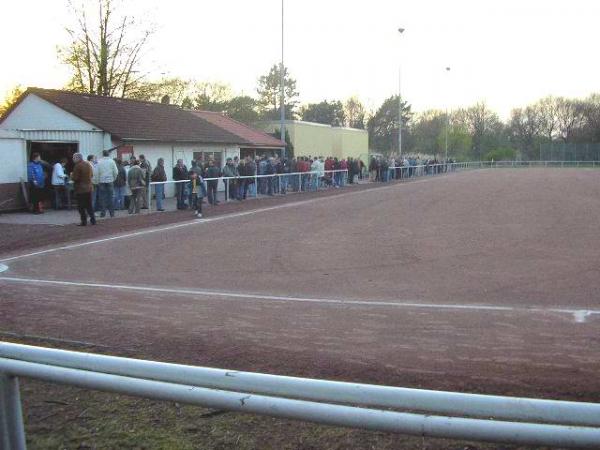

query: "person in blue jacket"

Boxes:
[27, 152, 46, 214]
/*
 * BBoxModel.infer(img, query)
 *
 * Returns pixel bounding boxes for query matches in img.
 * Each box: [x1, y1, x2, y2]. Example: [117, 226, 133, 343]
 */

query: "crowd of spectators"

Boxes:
[170, 154, 365, 216]
[26, 151, 455, 220]
[368, 155, 455, 182]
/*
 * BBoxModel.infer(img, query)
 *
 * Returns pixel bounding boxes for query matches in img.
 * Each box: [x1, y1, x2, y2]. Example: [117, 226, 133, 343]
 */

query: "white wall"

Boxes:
[0, 94, 98, 131]
[0, 93, 111, 158]
[0, 136, 26, 183]
[131, 142, 240, 196]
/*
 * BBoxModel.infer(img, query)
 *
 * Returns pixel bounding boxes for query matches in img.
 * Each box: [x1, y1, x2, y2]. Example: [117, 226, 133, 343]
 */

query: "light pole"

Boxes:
[398, 27, 404, 158]
[445, 66, 451, 163]
[280, 0, 286, 160]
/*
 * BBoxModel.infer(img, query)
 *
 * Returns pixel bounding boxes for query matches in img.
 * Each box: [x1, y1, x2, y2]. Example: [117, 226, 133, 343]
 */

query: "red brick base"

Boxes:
[0, 182, 26, 211]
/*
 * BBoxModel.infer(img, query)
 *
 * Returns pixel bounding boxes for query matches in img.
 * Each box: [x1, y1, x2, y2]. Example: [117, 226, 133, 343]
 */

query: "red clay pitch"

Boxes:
[1, 168, 599, 402]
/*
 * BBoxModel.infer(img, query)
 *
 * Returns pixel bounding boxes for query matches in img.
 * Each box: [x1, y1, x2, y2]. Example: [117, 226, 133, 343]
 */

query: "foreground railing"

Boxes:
[1, 342, 599, 449]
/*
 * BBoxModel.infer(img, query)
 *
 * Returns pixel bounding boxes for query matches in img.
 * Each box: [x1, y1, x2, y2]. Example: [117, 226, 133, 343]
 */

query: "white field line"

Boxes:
[0, 276, 598, 322]
[0, 177, 437, 264]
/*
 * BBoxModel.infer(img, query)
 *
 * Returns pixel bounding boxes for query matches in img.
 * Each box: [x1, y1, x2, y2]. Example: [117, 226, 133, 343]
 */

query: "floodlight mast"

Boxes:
[445, 66, 451, 163]
[280, 0, 286, 160]
[398, 28, 405, 158]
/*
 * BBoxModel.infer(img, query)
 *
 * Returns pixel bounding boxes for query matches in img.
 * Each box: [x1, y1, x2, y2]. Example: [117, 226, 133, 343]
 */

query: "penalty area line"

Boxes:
[0, 276, 598, 322]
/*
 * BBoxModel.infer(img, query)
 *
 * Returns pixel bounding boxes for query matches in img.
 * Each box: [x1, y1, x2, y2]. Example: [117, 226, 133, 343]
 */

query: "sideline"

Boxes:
[0, 276, 598, 323]
[0, 176, 441, 264]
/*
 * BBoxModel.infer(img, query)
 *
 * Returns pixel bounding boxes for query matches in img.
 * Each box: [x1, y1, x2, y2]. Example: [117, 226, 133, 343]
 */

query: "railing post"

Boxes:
[0, 374, 26, 450]
[147, 184, 152, 213]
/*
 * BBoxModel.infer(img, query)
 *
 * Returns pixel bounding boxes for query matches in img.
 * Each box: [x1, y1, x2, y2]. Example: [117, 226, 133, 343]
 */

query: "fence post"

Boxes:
[147, 184, 152, 213]
[0, 374, 26, 450]
[254, 176, 258, 198]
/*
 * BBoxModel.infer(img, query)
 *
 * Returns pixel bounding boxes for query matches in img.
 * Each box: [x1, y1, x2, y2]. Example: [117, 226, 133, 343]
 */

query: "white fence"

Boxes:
[1, 342, 600, 449]
[147, 162, 493, 212]
[149, 160, 600, 212]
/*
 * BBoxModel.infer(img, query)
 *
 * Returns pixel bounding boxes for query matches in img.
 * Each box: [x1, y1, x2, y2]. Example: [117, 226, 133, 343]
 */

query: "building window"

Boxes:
[193, 151, 222, 167]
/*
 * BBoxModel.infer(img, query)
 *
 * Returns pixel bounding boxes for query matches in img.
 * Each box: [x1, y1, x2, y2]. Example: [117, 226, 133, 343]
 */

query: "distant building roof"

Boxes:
[1, 88, 283, 147]
[191, 111, 284, 148]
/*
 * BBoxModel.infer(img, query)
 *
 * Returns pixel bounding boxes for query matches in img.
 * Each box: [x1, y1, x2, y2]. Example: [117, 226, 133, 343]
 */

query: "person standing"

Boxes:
[138, 154, 151, 209]
[188, 170, 205, 218]
[97, 150, 118, 218]
[205, 159, 221, 205]
[86, 154, 100, 211]
[245, 155, 257, 198]
[127, 159, 145, 214]
[27, 153, 46, 214]
[173, 159, 189, 209]
[222, 157, 239, 200]
[70, 153, 96, 226]
[151, 158, 167, 211]
[113, 159, 127, 210]
[51, 157, 68, 209]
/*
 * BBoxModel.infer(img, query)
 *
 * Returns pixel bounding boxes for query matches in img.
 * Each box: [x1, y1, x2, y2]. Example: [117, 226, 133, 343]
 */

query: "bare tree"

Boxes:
[535, 96, 560, 141]
[508, 106, 543, 159]
[343, 96, 366, 129]
[579, 93, 600, 142]
[60, 0, 152, 97]
[453, 102, 503, 160]
[555, 97, 586, 142]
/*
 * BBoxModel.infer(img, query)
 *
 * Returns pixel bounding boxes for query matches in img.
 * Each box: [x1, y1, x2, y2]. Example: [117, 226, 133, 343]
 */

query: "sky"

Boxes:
[2, 0, 600, 119]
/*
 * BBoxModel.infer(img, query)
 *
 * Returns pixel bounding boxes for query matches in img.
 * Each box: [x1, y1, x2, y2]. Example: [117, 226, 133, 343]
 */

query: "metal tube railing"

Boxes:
[145, 161, 599, 212]
[1, 342, 598, 426]
[1, 343, 600, 448]
[2, 357, 600, 448]
[0, 373, 26, 450]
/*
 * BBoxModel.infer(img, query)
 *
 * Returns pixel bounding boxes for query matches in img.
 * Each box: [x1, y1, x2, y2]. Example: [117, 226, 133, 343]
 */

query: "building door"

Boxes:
[28, 141, 78, 184]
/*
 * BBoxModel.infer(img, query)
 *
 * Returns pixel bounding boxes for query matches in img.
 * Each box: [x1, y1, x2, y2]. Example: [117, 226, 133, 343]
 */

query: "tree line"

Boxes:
[391, 95, 600, 161]
[2, 0, 600, 161]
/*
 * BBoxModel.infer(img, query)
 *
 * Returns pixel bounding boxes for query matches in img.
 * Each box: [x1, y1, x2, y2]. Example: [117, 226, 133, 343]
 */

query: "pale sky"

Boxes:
[2, 0, 600, 119]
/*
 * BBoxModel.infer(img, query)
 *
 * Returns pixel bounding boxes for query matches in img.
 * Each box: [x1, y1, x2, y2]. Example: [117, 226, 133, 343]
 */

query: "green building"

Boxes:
[257, 120, 368, 161]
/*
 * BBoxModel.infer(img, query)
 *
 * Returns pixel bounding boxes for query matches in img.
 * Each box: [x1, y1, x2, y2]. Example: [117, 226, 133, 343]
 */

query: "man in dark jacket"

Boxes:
[244, 156, 257, 198]
[205, 160, 221, 205]
[222, 158, 239, 200]
[71, 153, 96, 226]
[127, 159, 145, 214]
[151, 158, 168, 211]
[173, 159, 189, 209]
[113, 159, 127, 210]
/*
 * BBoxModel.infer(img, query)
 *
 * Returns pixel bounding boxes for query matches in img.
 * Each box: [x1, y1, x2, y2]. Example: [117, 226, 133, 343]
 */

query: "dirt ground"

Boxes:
[1, 168, 599, 449]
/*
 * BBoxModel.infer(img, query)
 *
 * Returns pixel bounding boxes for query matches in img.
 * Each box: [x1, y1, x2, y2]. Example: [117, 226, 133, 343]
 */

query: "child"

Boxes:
[188, 171, 206, 218]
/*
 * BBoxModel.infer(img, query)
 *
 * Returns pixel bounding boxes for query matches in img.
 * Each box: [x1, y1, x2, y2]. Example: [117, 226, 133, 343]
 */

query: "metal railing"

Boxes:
[148, 169, 351, 212]
[146, 162, 495, 212]
[492, 160, 599, 168]
[144, 160, 598, 212]
[1, 342, 600, 449]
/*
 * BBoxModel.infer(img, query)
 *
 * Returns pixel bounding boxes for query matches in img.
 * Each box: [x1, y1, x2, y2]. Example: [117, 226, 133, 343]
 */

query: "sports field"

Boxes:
[1, 168, 599, 449]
